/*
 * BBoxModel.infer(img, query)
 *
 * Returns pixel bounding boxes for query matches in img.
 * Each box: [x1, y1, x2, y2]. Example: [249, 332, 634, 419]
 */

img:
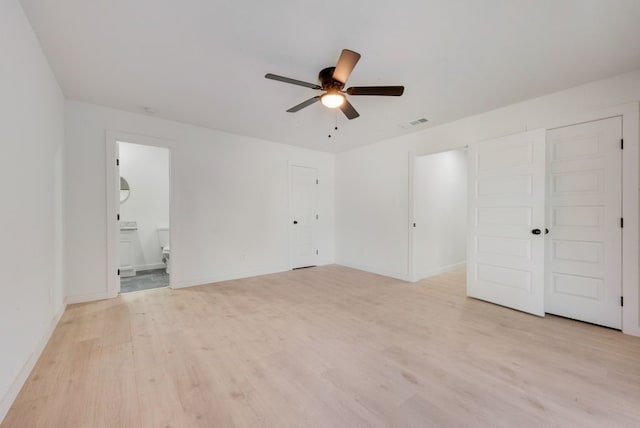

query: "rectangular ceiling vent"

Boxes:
[400, 117, 429, 129]
[409, 118, 429, 126]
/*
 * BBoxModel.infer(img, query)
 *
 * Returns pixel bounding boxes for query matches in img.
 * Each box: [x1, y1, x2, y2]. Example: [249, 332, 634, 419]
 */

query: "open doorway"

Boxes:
[117, 141, 171, 293]
[410, 148, 468, 281]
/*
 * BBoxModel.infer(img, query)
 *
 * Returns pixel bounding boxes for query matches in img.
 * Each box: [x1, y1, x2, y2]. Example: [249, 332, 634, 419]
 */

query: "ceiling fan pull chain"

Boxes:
[328, 110, 339, 139]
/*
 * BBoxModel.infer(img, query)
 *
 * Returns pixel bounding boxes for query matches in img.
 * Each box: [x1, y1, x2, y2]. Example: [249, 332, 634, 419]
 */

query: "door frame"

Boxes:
[288, 163, 319, 270]
[546, 102, 639, 336]
[106, 131, 174, 298]
[408, 145, 468, 282]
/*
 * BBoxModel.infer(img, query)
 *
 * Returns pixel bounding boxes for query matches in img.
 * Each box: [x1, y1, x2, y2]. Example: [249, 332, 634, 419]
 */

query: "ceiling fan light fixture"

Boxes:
[265, 48, 404, 120]
[321, 92, 345, 109]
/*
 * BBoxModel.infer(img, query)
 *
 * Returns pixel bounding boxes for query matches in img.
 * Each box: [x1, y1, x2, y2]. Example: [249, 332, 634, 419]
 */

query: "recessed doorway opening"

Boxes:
[114, 140, 171, 294]
[107, 134, 172, 296]
[410, 148, 468, 281]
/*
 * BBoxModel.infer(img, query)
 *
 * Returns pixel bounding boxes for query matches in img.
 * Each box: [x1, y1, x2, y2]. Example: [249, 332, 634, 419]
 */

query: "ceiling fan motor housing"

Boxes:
[319, 67, 343, 90]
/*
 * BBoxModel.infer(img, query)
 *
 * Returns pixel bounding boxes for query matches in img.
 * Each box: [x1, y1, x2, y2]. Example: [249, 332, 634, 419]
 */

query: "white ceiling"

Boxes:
[20, 0, 640, 152]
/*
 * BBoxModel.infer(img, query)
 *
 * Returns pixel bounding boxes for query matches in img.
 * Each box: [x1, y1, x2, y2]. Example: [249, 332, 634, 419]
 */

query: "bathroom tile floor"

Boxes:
[120, 268, 169, 293]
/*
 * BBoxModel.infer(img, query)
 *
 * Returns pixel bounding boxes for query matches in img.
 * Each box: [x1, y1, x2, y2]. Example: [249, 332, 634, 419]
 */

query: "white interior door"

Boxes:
[467, 129, 546, 316]
[291, 165, 318, 268]
[545, 117, 622, 329]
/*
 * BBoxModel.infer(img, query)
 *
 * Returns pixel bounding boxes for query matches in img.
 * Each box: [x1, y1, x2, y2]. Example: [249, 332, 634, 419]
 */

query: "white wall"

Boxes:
[0, 0, 65, 421]
[119, 142, 170, 271]
[337, 69, 640, 279]
[413, 150, 467, 279]
[65, 101, 335, 301]
[336, 68, 640, 334]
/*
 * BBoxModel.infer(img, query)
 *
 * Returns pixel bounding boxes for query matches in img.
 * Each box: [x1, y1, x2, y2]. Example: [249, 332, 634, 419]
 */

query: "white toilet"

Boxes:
[157, 227, 170, 274]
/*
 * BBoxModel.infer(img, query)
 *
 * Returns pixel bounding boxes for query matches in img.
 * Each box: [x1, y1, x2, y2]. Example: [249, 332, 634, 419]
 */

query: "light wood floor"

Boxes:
[3, 265, 640, 427]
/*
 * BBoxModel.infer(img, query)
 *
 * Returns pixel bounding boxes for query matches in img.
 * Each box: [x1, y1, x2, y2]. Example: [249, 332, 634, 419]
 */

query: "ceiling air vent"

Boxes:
[400, 117, 429, 129]
[409, 118, 429, 126]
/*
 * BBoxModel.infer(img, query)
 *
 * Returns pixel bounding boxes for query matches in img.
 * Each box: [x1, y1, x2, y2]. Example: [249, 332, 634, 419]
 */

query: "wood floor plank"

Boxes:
[3, 265, 640, 427]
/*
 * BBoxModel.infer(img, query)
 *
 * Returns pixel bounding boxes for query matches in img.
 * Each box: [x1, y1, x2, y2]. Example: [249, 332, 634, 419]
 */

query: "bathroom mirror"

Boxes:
[120, 177, 131, 203]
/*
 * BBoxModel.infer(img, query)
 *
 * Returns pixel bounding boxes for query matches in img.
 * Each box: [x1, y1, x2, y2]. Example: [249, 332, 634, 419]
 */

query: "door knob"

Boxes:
[293, 220, 298, 224]
[531, 228, 541, 235]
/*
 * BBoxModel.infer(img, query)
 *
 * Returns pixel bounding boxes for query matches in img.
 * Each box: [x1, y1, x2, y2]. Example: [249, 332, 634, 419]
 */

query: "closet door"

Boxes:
[290, 165, 318, 269]
[467, 129, 546, 316]
[545, 117, 622, 329]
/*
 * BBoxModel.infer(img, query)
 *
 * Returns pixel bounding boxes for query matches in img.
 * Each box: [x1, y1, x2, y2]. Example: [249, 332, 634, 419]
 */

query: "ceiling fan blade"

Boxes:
[346, 86, 405, 96]
[265, 73, 321, 90]
[286, 96, 321, 112]
[332, 49, 361, 85]
[339, 99, 360, 120]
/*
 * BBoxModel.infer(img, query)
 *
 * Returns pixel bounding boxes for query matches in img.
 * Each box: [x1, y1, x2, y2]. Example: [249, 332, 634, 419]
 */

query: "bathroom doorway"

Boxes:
[113, 138, 171, 293]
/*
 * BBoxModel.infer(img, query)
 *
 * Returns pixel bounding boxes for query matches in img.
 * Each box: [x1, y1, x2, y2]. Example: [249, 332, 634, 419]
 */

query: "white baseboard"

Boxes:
[415, 261, 466, 282]
[65, 290, 113, 305]
[170, 265, 291, 289]
[0, 303, 66, 423]
[334, 261, 410, 282]
[169, 261, 337, 290]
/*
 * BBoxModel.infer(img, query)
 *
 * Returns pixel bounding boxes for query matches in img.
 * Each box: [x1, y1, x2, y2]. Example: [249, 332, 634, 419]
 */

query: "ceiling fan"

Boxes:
[265, 49, 404, 120]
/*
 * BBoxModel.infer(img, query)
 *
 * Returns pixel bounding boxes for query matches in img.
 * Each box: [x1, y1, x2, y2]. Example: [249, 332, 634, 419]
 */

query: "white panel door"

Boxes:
[467, 129, 546, 316]
[291, 165, 318, 269]
[545, 117, 622, 328]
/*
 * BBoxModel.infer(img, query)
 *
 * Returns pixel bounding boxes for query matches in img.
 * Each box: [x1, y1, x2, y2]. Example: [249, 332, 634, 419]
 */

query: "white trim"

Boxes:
[171, 261, 337, 289]
[407, 153, 415, 281]
[106, 131, 174, 298]
[106, 131, 119, 299]
[408, 145, 469, 282]
[170, 265, 292, 289]
[621, 104, 640, 337]
[337, 262, 410, 282]
[415, 261, 466, 282]
[0, 303, 66, 423]
[65, 291, 112, 305]
[286, 160, 292, 270]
